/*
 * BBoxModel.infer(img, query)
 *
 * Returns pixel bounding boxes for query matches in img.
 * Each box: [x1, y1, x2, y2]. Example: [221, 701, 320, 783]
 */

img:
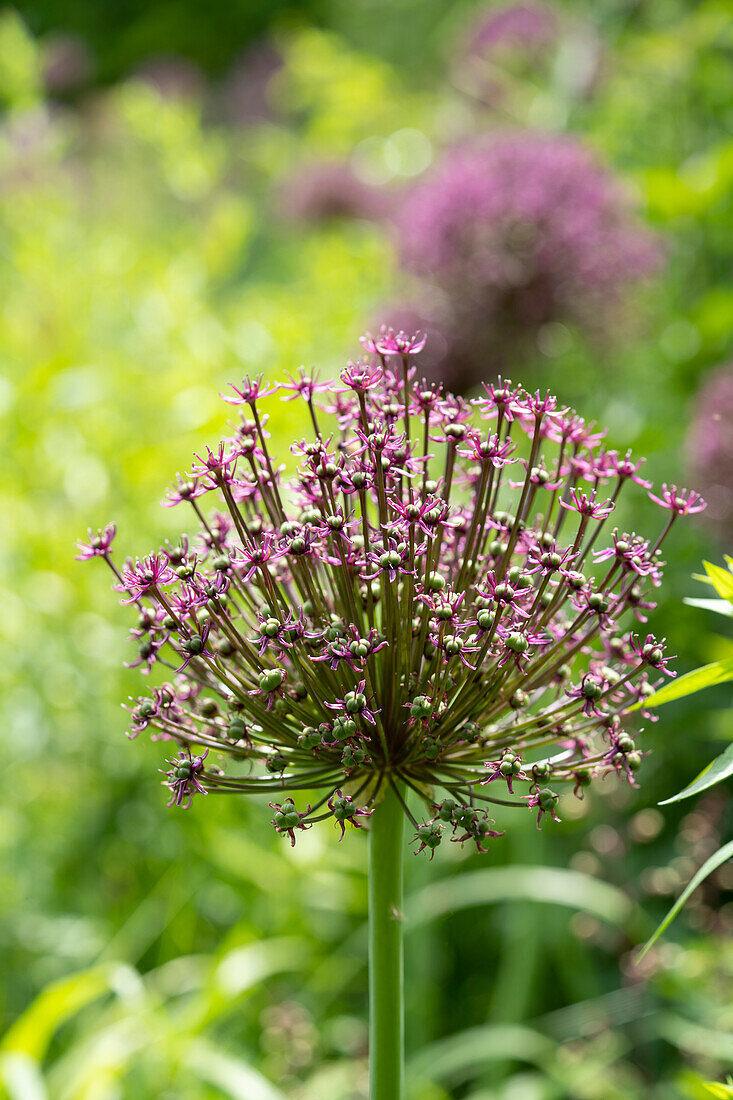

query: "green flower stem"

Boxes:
[369, 782, 405, 1100]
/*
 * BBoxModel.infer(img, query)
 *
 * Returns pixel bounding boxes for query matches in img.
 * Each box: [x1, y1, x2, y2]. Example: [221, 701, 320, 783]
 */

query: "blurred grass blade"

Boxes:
[655, 1014, 733, 1062]
[0, 965, 121, 1060]
[683, 597, 733, 617]
[699, 1084, 733, 1099]
[659, 742, 733, 804]
[406, 866, 632, 928]
[408, 1023, 554, 1086]
[0, 1053, 48, 1100]
[186, 1040, 287, 1100]
[703, 560, 733, 602]
[632, 657, 733, 709]
[637, 840, 733, 960]
[212, 938, 308, 998]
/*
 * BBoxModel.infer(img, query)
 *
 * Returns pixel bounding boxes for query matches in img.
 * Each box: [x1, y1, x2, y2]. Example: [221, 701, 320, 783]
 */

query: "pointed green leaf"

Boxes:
[632, 657, 733, 708]
[703, 560, 733, 602]
[660, 742, 733, 804]
[637, 839, 733, 960]
[683, 597, 733, 618]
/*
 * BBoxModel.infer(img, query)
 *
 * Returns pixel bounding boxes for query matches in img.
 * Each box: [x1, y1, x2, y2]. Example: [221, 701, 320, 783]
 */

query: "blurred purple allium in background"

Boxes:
[42, 33, 93, 95]
[278, 160, 392, 224]
[466, 1, 558, 57]
[688, 363, 733, 544]
[220, 40, 283, 125]
[391, 134, 661, 390]
[453, 2, 603, 107]
[135, 55, 205, 100]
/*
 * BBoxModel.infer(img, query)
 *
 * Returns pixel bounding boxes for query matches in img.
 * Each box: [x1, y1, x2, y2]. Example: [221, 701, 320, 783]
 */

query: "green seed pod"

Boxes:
[538, 788, 558, 811]
[266, 752, 287, 774]
[416, 822, 443, 849]
[259, 668, 285, 692]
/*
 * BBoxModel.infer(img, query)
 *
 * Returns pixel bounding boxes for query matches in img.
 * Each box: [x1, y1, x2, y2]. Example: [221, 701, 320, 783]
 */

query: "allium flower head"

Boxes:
[82, 330, 702, 855]
[453, 3, 603, 113]
[466, 2, 558, 58]
[278, 160, 391, 224]
[392, 135, 661, 389]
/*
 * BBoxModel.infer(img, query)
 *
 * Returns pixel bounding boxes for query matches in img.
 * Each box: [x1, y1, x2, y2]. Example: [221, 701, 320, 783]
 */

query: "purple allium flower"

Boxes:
[687, 362, 733, 543]
[164, 749, 209, 808]
[270, 798, 312, 846]
[647, 484, 707, 516]
[135, 56, 205, 101]
[328, 790, 374, 839]
[559, 488, 615, 520]
[220, 40, 283, 126]
[453, 3, 602, 111]
[119, 554, 176, 603]
[81, 329, 701, 854]
[466, 2, 558, 57]
[42, 33, 93, 95]
[391, 135, 661, 390]
[76, 523, 116, 561]
[362, 326, 427, 357]
[278, 160, 391, 224]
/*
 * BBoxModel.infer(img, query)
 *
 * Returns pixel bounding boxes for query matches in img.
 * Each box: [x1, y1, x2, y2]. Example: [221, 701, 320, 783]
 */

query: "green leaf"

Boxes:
[700, 1084, 733, 1099]
[655, 1014, 733, 1063]
[683, 597, 733, 618]
[185, 1040, 287, 1100]
[211, 938, 308, 999]
[0, 965, 125, 1060]
[703, 560, 733, 602]
[633, 657, 733, 708]
[637, 839, 733, 960]
[406, 866, 632, 929]
[408, 1024, 554, 1086]
[0, 1053, 48, 1100]
[660, 742, 733, 804]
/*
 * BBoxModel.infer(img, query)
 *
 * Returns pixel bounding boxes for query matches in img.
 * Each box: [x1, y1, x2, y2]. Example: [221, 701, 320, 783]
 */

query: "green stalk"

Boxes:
[368, 782, 405, 1100]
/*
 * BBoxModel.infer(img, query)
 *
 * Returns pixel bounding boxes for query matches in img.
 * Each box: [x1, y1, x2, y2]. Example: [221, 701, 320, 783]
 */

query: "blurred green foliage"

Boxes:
[1, 2, 732, 1097]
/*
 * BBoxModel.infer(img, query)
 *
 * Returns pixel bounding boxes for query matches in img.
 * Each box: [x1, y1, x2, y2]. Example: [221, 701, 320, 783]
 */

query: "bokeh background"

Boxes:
[1, 1, 732, 1097]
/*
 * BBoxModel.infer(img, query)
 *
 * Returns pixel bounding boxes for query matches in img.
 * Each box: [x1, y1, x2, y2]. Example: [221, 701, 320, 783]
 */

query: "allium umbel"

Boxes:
[391, 136, 661, 389]
[81, 330, 704, 855]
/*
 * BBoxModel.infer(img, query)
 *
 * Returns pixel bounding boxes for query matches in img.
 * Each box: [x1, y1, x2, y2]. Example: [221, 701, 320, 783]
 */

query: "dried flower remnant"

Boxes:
[81, 329, 703, 856]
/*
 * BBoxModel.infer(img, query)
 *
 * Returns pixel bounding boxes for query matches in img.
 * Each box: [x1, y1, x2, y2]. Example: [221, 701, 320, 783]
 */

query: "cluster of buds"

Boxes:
[79, 327, 705, 855]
